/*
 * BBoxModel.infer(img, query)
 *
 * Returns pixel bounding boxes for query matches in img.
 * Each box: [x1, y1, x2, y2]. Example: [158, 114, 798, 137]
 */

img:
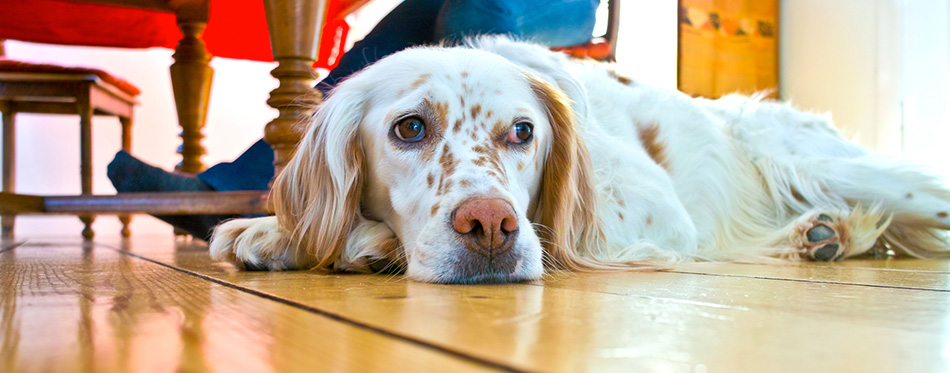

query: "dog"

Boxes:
[210, 36, 950, 283]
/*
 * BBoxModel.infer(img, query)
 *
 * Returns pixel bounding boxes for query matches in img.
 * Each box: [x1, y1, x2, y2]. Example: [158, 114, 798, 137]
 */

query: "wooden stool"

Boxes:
[0, 60, 139, 239]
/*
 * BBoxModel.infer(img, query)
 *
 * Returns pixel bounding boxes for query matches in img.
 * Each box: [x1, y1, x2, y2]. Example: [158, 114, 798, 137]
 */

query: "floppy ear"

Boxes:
[526, 75, 607, 270]
[270, 85, 367, 270]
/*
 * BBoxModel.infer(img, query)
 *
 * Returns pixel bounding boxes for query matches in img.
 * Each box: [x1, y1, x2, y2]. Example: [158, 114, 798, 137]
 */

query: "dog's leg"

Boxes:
[812, 157, 950, 258]
[770, 156, 950, 258]
[802, 156, 950, 229]
[209, 216, 315, 271]
[776, 208, 889, 261]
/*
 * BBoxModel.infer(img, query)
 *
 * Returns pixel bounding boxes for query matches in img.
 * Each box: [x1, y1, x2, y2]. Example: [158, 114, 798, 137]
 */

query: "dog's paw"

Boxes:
[800, 213, 847, 261]
[209, 216, 306, 271]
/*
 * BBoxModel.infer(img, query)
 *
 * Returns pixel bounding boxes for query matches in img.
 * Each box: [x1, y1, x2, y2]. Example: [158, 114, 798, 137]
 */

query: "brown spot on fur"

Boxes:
[461, 71, 469, 78]
[433, 100, 450, 131]
[484, 170, 506, 186]
[618, 212, 624, 221]
[617, 198, 625, 207]
[646, 216, 653, 225]
[791, 187, 806, 203]
[607, 70, 633, 85]
[427, 173, 434, 188]
[470, 104, 482, 118]
[419, 143, 437, 163]
[471, 144, 505, 176]
[472, 144, 490, 155]
[459, 179, 472, 187]
[431, 203, 440, 216]
[906, 192, 914, 199]
[492, 120, 506, 136]
[471, 131, 478, 141]
[439, 143, 458, 178]
[486, 110, 493, 119]
[460, 96, 465, 108]
[438, 179, 454, 196]
[409, 73, 431, 90]
[637, 123, 670, 170]
[939, 212, 949, 218]
[517, 162, 525, 171]
[453, 118, 463, 134]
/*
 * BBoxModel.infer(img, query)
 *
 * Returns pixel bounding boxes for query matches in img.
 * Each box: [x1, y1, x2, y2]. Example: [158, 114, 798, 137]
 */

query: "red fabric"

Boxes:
[551, 38, 612, 60]
[0, 0, 362, 66]
[315, 18, 349, 70]
[0, 60, 142, 96]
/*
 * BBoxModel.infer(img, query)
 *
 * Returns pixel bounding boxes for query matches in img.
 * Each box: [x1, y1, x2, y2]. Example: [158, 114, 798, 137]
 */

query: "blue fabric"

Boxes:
[435, 0, 601, 47]
[318, 0, 600, 93]
[197, 139, 274, 191]
[201, 0, 600, 191]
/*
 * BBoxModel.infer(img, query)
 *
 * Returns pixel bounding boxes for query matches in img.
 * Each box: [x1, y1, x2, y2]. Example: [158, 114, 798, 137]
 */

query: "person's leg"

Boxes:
[107, 151, 231, 240]
[435, 0, 600, 47]
[317, 0, 446, 93]
[196, 139, 274, 192]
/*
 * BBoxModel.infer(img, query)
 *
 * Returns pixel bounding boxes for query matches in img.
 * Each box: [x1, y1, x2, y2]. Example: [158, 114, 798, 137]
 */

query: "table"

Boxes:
[0, 0, 368, 174]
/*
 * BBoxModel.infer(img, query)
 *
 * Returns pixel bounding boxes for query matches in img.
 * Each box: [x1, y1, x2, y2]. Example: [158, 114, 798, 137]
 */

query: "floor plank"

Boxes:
[109, 236, 950, 372]
[0, 242, 496, 372]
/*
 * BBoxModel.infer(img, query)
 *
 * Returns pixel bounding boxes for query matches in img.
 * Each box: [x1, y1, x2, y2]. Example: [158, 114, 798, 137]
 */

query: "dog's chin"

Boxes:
[405, 245, 544, 284]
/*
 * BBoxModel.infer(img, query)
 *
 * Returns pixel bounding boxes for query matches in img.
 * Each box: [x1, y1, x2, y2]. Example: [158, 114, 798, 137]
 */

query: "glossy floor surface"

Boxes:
[3, 234, 950, 372]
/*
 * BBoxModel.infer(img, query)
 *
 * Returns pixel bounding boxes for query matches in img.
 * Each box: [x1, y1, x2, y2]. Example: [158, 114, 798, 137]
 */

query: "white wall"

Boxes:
[781, 0, 950, 177]
[899, 0, 950, 177]
[612, 0, 679, 90]
[780, 0, 897, 152]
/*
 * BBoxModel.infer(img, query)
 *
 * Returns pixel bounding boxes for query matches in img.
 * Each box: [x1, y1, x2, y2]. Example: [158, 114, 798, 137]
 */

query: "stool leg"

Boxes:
[118, 116, 132, 238]
[2, 105, 15, 239]
[79, 104, 94, 240]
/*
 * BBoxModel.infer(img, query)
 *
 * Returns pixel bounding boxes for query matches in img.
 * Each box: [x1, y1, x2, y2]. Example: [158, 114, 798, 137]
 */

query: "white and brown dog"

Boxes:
[210, 37, 950, 283]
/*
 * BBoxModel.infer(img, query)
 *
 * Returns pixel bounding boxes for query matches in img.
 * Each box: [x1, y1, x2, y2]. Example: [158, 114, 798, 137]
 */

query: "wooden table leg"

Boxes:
[78, 101, 94, 240]
[2, 102, 15, 239]
[262, 0, 327, 177]
[119, 116, 133, 238]
[170, 4, 212, 174]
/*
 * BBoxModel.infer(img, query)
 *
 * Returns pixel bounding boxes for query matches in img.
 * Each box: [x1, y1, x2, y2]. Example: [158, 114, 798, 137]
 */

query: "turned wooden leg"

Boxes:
[2, 103, 15, 239]
[78, 103, 94, 240]
[119, 116, 132, 238]
[170, 20, 213, 174]
[262, 0, 327, 177]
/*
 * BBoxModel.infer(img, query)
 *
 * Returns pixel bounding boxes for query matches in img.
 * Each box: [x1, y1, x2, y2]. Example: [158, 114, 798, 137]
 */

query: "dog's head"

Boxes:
[272, 44, 604, 283]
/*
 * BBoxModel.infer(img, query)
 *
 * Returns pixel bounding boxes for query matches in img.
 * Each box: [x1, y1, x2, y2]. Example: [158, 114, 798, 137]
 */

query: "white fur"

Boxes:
[210, 36, 950, 283]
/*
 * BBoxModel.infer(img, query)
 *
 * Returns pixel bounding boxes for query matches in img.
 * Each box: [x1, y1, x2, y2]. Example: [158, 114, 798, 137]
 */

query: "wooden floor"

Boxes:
[3, 234, 950, 372]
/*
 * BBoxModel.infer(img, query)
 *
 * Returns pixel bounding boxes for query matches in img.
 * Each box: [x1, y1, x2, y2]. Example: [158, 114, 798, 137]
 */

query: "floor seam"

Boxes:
[106, 245, 527, 373]
[0, 240, 26, 253]
[668, 269, 950, 292]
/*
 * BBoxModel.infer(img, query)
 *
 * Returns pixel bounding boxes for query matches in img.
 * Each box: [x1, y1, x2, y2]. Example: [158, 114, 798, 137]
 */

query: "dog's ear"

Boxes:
[526, 74, 606, 270]
[270, 85, 367, 270]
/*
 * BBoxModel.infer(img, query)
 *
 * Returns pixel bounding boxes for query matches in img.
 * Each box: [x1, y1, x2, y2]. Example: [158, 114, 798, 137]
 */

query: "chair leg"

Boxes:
[79, 104, 94, 240]
[2, 105, 15, 239]
[119, 116, 132, 238]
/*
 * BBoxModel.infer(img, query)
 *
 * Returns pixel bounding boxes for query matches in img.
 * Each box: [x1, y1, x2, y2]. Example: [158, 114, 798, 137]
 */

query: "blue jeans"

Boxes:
[198, 0, 600, 192]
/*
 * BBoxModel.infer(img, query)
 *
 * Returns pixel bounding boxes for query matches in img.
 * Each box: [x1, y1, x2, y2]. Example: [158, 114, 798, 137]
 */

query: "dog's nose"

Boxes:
[452, 198, 519, 256]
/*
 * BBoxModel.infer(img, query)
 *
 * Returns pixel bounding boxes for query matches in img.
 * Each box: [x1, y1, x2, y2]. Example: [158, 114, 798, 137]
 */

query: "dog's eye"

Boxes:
[507, 122, 533, 144]
[393, 117, 426, 142]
